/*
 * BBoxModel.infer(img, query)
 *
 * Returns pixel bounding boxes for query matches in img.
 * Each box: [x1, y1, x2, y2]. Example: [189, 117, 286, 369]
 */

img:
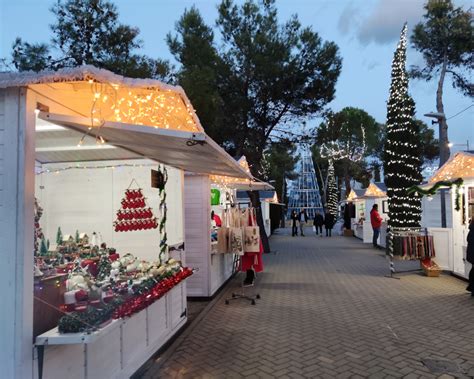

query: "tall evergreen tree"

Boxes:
[383, 24, 422, 229]
[10, 0, 172, 80]
[326, 160, 338, 218]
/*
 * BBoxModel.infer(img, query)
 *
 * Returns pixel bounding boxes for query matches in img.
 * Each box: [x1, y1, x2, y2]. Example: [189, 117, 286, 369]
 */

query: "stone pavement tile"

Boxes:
[138, 231, 474, 379]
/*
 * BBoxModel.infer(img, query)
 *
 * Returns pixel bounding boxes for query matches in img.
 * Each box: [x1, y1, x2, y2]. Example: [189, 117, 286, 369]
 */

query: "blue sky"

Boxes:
[1, 0, 472, 153]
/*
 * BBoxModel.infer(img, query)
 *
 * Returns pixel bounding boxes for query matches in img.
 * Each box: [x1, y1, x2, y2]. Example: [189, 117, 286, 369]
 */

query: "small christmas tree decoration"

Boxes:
[114, 182, 158, 232]
[34, 198, 44, 256]
[96, 253, 112, 281]
[40, 236, 49, 256]
[56, 227, 63, 245]
[326, 160, 338, 218]
[75, 230, 80, 243]
[383, 24, 422, 229]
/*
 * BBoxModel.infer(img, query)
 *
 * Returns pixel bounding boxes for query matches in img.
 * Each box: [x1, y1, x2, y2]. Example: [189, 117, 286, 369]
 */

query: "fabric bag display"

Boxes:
[210, 189, 221, 206]
[216, 210, 229, 254]
[228, 208, 244, 256]
[244, 209, 260, 253]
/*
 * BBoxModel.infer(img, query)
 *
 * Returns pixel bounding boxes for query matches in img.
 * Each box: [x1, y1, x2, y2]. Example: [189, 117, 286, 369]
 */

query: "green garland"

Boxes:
[407, 178, 464, 211]
[158, 165, 168, 263]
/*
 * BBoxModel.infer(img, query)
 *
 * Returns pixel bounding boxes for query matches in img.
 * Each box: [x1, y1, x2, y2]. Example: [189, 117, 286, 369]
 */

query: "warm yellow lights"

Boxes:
[364, 183, 387, 198]
[429, 152, 474, 183]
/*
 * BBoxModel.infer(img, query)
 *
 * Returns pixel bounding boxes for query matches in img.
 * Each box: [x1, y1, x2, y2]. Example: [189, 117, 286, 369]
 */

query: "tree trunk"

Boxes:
[343, 164, 351, 197]
[247, 190, 271, 254]
[437, 58, 450, 167]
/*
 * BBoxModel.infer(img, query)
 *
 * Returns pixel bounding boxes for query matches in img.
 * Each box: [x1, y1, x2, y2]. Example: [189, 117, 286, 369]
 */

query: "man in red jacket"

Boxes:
[370, 204, 383, 247]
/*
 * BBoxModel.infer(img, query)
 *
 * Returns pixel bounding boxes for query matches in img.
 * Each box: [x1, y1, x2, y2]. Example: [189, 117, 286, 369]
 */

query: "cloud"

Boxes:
[337, 1, 361, 35]
[339, 0, 425, 45]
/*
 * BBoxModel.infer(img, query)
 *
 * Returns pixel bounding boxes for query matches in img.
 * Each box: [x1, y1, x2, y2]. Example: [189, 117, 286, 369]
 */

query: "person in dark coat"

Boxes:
[324, 212, 335, 237]
[466, 218, 474, 296]
[313, 211, 324, 237]
[291, 210, 299, 237]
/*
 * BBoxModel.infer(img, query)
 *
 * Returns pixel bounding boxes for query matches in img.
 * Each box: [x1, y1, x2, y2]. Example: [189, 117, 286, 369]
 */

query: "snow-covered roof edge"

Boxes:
[0, 65, 204, 132]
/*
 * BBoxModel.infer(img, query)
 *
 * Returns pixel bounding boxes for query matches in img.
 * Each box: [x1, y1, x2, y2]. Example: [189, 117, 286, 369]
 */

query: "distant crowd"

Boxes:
[290, 210, 335, 237]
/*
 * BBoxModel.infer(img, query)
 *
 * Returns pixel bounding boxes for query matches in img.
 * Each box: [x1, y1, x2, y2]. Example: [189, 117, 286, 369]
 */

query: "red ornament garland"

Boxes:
[112, 268, 193, 319]
[114, 188, 158, 232]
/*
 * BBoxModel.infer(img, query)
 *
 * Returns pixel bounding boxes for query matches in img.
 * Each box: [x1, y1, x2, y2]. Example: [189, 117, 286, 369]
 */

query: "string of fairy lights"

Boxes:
[384, 23, 422, 231]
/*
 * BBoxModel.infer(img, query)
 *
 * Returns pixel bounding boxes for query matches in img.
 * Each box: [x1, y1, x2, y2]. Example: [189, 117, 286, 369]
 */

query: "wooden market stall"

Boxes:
[184, 156, 272, 298]
[420, 152, 474, 278]
[0, 66, 250, 379]
[351, 183, 389, 245]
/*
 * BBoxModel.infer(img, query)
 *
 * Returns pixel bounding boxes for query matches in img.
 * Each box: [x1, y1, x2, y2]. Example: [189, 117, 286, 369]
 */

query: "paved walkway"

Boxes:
[141, 229, 474, 379]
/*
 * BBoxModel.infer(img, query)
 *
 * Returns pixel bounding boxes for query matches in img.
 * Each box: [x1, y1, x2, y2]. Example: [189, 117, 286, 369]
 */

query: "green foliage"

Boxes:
[377, 120, 439, 166]
[314, 107, 380, 195]
[265, 139, 298, 202]
[75, 230, 80, 243]
[410, 0, 473, 96]
[167, 7, 227, 145]
[383, 25, 422, 228]
[10, 0, 173, 81]
[169, 0, 342, 175]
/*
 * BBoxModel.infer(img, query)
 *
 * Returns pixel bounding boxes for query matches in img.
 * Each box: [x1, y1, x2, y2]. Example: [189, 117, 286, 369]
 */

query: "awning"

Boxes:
[37, 112, 251, 179]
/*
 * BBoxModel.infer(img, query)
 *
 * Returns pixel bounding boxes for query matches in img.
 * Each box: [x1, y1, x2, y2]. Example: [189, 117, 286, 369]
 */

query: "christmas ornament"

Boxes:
[114, 180, 158, 232]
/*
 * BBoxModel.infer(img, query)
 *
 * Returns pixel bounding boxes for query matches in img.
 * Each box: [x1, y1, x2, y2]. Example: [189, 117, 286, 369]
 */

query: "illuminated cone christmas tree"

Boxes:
[326, 160, 338, 217]
[287, 147, 323, 219]
[114, 187, 158, 232]
[383, 24, 422, 228]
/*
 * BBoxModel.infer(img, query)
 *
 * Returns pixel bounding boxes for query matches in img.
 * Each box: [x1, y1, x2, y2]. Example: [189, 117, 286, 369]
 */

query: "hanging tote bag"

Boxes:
[210, 189, 221, 206]
[244, 208, 260, 253]
[229, 209, 244, 256]
[216, 210, 229, 254]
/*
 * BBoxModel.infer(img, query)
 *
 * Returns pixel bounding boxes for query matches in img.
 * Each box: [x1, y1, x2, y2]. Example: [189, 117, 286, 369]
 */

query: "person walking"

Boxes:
[466, 218, 474, 296]
[299, 210, 308, 236]
[370, 204, 383, 248]
[313, 211, 324, 237]
[291, 210, 299, 237]
[324, 211, 335, 237]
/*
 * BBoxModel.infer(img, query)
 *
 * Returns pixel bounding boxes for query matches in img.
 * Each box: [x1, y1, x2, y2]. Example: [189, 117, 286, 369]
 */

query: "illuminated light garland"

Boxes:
[157, 165, 169, 264]
[320, 123, 366, 162]
[326, 160, 338, 217]
[382, 23, 423, 229]
[35, 163, 157, 176]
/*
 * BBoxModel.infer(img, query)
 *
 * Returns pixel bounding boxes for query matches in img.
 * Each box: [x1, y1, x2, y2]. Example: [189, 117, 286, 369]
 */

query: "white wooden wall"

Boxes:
[0, 88, 35, 378]
[184, 174, 211, 296]
[34, 282, 187, 379]
[421, 193, 453, 228]
[184, 174, 234, 297]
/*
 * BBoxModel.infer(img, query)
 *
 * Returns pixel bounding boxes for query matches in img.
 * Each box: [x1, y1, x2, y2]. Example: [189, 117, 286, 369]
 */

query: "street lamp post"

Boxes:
[424, 112, 448, 228]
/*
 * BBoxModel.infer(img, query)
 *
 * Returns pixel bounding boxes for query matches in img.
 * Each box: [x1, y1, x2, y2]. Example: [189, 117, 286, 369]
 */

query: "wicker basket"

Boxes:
[421, 261, 442, 277]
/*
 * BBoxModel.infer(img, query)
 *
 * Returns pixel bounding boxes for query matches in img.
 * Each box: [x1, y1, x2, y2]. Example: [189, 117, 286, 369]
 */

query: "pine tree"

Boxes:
[75, 230, 80, 243]
[96, 254, 112, 281]
[326, 160, 338, 217]
[383, 24, 422, 229]
[56, 227, 63, 245]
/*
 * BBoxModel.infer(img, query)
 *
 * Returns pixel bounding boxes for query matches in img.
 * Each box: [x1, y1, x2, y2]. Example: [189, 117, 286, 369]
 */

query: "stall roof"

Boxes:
[38, 112, 251, 178]
[0, 66, 252, 179]
[429, 152, 474, 183]
[209, 156, 274, 190]
[362, 183, 387, 198]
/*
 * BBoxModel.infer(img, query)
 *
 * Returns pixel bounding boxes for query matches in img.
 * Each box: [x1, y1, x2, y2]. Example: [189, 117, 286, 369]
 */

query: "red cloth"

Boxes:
[240, 211, 263, 273]
[370, 209, 382, 228]
[213, 214, 222, 227]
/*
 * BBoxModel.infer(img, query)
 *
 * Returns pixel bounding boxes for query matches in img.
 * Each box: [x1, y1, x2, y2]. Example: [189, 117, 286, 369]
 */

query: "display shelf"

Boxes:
[35, 319, 120, 346]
